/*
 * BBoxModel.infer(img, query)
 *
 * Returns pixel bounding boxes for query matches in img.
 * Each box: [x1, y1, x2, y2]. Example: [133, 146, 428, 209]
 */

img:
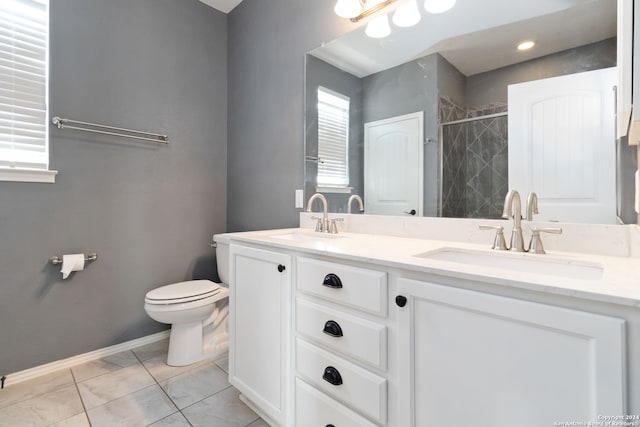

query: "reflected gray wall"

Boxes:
[362, 54, 440, 216]
[305, 55, 364, 213]
[0, 0, 227, 374]
[466, 38, 617, 107]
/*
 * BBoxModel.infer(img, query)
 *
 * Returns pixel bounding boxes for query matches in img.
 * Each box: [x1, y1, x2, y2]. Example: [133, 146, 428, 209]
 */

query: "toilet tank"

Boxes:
[213, 234, 230, 284]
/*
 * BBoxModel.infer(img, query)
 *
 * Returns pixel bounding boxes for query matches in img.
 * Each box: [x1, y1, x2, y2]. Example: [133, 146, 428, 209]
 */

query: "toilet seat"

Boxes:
[145, 280, 221, 305]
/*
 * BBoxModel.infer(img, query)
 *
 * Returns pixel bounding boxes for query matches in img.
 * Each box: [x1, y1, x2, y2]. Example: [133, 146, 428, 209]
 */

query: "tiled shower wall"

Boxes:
[440, 97, 508, 219]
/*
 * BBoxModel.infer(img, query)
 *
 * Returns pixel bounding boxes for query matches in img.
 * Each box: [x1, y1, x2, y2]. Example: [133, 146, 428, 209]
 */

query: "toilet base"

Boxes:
[167, 321, 204, 366]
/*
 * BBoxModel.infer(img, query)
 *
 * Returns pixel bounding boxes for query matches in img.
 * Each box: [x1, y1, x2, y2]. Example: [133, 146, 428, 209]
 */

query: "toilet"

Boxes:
[144, 239, 230, 366]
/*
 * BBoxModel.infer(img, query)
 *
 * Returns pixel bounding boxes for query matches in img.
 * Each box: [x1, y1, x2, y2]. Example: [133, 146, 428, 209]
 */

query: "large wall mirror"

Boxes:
[304, 0, 638, 224]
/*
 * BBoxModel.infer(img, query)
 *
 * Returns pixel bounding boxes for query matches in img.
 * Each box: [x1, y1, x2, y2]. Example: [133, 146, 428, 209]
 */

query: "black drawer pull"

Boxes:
[327, 425, 336, 427]
[322, 320, 343, 338]
[322, 273, 342, 289]
[322, 366, 343, 386]
[277, 264, 286, 273]
[396, 295, 407, 307]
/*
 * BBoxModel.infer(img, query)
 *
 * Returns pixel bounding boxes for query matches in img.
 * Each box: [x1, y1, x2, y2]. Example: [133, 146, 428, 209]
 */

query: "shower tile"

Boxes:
[159, 363, 230, 409]
[0, 384, 83, 427]
[0, 369, 74, 409]
[86, 385, 176, 427]
[182, 387, 259, 427]
[72, 351, 140, 382]
[77, 363, 155, 409]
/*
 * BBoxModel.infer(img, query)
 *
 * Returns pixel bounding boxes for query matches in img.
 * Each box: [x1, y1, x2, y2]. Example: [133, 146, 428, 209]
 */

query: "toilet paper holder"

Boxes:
[49, 253, 98, 265]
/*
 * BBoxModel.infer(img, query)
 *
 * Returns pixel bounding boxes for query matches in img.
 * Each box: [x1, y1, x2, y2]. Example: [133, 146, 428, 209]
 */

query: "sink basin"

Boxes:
[270, 230, 345, 241]
[415, 247, 604, 281]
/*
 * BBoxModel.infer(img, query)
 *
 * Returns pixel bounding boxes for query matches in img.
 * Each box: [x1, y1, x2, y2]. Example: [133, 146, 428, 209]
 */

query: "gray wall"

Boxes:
[305, 55, 364, 213]
[227, 0, 349, 231]
[0, 0, 227, 374]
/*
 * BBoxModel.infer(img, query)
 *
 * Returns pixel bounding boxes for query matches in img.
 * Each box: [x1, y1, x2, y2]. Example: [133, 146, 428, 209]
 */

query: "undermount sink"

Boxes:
[270, 230, 345, 241]
[415, 247, 604, 281]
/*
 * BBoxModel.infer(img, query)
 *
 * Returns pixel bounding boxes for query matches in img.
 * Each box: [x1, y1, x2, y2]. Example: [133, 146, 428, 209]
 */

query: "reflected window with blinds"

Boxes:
[317, 86, 350, 191]
[0, 0, 55, 183]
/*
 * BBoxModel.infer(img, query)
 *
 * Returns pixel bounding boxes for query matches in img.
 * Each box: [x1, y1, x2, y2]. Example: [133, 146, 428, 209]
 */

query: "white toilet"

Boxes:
[144, 239, 230, 366]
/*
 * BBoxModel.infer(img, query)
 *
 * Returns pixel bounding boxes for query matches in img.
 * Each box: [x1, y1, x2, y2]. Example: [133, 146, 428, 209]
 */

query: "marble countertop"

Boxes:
[215, 228, 640, 309]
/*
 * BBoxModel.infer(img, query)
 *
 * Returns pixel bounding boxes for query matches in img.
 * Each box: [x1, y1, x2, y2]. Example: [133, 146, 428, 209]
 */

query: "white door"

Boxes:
[508, 68, 617, 223]
[364, 112, 423, 216]
[229, 245, 291, 426]
[396, 278, 626, 427]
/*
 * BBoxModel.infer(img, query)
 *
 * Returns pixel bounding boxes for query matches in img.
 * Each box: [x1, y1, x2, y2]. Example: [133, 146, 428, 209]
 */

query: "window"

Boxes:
[317, 86, 350, 192]
[0, 0, 55, 183]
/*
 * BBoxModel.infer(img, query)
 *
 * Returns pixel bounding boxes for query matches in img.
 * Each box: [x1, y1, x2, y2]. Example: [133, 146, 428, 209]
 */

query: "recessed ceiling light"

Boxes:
[517, 41, 535, 51]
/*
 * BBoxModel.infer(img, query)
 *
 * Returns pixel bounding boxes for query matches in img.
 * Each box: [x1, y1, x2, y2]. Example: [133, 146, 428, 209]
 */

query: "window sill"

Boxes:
[316, 186, 353, 194]
[0, 168, 58, 183]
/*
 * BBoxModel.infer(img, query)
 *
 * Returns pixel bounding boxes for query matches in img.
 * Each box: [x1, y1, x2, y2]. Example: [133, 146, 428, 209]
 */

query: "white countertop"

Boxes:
[216, 228, 640, 309]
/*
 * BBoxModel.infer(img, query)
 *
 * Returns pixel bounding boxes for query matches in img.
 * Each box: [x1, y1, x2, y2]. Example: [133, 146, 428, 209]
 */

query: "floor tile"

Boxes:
[86, 385, 177, 427]
[0, 370, 74, 409]
[160, 363, 230, 409]
[49, 412, 91, 427]
[247, 419, 270, 427]
[214, 356, 229, 374]
[182, 387, 259, 427]
[72, 350, 140, 382]
[142, 353, 211, 382]
[131, 339, 169, 362]
[148, 411, 192, 426]
[77, 363, 155, 409]
[0, 384, 83, 427]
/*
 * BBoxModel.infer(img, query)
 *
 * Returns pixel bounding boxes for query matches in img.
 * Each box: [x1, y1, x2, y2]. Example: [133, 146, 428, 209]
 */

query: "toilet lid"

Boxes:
[145, 280, 220, 303]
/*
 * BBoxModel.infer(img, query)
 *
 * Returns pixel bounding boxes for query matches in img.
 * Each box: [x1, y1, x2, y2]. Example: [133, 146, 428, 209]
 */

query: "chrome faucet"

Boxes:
[502, 190, 525, 251]
[347, 195, 364, 214]
[526, 192, 539, 221]
[306, 193, 329, 232]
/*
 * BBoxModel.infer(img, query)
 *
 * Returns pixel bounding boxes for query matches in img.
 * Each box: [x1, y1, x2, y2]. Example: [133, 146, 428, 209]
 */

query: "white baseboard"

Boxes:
[4, 330, 170, 388]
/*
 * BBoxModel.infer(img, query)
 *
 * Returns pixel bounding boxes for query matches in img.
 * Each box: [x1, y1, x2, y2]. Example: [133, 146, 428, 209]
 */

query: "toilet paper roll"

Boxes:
[61, 254, 85, 279]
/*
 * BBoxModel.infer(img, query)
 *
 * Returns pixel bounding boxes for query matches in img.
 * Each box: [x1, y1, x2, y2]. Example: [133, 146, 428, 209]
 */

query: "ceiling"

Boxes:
[198, 0, 244, 13]
[310, 0, 616, 78]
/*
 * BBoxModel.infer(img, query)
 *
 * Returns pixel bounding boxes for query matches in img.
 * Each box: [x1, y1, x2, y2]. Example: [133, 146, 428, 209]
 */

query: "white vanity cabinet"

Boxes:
[294, 256, 389, 426]
[229, 244, 292, 427]
[396, 277, 627, 427]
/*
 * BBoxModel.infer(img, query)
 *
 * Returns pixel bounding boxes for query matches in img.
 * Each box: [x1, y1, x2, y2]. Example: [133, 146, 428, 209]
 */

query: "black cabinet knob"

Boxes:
[277, 264, 286, 273]
[396, 295, 407, 307]
[322, 273, 342, 289]
[327, 425, 336, 427]
[322, 366, 343, 386]
[404, 209, 417, 216]
[322, 320, 343, 338]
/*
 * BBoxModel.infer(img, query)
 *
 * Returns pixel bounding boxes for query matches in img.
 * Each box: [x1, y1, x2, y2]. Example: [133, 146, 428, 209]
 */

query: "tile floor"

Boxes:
[0, 339, 268, 427]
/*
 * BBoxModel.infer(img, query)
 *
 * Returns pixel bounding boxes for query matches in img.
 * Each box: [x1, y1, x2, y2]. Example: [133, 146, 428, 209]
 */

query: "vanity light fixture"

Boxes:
[366, 13, 392, 38]
[517, 40, 536, 51]
[334, 0, 398, 21]
[423, 0, 456, 14]
[392, 0, 421, 27]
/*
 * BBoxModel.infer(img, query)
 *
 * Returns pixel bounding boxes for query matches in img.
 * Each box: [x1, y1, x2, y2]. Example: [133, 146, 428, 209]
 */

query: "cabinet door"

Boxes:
[396, 278, 626, 427]
[230, 245, 291, 426]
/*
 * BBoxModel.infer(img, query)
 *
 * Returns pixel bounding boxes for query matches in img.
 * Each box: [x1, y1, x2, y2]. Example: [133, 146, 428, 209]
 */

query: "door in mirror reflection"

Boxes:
[364, 112, 423, 216]
[509, 68, 617, 224]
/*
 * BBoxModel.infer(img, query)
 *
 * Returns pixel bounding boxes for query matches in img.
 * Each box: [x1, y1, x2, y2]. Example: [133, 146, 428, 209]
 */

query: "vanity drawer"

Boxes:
[295, 378, 378, 427]
[296, 338, 387, 424]
[296, 298, 387, 370]
[297, 257, 388, 316]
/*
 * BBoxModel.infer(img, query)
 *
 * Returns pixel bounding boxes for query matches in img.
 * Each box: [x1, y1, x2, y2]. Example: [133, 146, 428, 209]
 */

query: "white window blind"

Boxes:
[317, 86, 350, 188]
[0, 0, 49, 170]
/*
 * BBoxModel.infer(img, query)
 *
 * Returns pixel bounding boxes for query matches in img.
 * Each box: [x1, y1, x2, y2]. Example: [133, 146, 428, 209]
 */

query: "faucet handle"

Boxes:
[479, 225, 508, 250]
[528, 227, 562, 254]
[329, 217, 344, 234]
[311, 215, 324, 233]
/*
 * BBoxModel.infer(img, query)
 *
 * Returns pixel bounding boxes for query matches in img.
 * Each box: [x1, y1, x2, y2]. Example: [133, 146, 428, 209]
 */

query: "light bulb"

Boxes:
[424, 0, 456, 14]
[517, 40, 535, 51]
[365, 14, 391, 38]
[335, 0, 363, 18]
[393, 0, 421, 27]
